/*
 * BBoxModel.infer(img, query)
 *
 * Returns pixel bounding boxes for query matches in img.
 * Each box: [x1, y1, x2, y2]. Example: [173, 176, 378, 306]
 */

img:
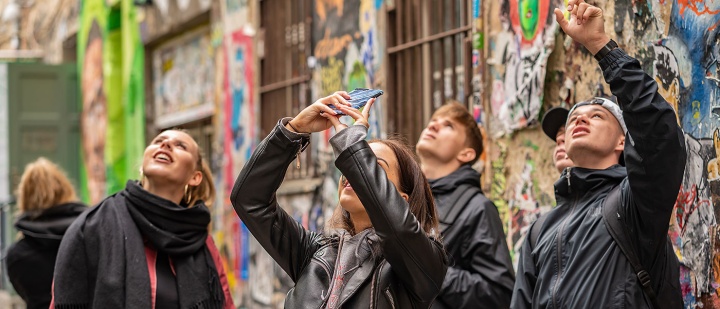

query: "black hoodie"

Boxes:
[429, 165, 515, 309]
[5, 202, 86, 309]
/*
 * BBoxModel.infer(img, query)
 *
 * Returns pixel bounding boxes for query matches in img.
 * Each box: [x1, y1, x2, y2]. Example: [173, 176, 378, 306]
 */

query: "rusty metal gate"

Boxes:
[386, 0, 473, 144]
[259, 0, 314, 179]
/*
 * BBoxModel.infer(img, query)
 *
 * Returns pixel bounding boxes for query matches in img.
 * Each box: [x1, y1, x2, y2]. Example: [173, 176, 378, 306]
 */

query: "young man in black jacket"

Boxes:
[511, 0, 685, 308]
[416, 101, 515, 309]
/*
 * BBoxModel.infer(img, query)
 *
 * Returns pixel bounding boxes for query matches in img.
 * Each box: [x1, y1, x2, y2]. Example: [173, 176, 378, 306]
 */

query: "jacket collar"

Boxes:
[429, 165, 481, 195]
[554, 164, 626, 197]
[332, 230, 381, 308]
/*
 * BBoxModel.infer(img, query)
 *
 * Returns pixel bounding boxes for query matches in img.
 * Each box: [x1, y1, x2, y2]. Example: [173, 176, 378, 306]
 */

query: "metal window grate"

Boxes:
[259, 0, 314, 179]
[386, 0, 472, 145]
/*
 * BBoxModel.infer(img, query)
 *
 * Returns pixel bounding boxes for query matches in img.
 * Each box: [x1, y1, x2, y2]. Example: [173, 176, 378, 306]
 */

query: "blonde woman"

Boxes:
[53, 130, 234, 309]
[5, 158, 87, 309]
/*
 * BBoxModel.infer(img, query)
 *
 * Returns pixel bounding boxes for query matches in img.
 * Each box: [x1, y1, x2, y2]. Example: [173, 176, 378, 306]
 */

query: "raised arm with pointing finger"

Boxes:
[510, 1, 685, 308]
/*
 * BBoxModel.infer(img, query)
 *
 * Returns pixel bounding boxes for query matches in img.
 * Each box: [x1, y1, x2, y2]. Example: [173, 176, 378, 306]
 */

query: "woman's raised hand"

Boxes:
[286, 91, 352, 133]
[323, 97, 376, 134]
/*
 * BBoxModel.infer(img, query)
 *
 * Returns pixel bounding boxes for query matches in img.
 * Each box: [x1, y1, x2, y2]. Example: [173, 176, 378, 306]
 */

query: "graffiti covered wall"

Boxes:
[312, 0, 386, 142]
[647, 1, 720, 306]
[488, 0, 559, 137]
[78, 0, 145, 204]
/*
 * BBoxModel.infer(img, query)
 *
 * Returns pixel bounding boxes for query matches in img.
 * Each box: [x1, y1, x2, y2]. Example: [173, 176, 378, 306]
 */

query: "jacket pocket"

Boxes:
[310, 256, 332, 279]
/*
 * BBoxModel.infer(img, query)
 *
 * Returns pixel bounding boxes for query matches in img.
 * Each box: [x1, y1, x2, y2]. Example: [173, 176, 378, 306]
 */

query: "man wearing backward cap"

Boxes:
[511, 0, 686, 308]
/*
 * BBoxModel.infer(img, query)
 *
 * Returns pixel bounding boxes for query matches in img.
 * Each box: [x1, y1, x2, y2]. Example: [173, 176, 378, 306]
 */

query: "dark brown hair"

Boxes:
[431, 100, 484, 165]
[327, 137, 440, 238]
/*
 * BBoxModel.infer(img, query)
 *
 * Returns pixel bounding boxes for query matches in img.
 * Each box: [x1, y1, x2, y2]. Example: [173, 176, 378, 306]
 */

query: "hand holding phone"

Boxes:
[329, 88, 384, 115]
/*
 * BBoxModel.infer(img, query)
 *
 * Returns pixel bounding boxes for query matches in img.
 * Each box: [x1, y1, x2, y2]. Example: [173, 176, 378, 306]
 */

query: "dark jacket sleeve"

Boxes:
[334, 139, 449, 304]
[600, 49, 686, 254]
[509, 231, 536, 309]
[230, 119, 323, 282]
[436, 195, 514, 308]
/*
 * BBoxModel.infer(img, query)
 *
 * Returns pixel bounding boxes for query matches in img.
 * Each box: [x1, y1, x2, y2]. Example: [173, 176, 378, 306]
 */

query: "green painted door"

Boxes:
[7, 63, 80, 194]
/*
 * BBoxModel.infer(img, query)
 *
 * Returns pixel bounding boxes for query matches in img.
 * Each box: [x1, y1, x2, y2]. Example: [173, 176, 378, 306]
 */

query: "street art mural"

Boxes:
[218, 29, 256, 305]
[489, 0, 559, 136]
[152, 29, 215, 128]
[78, 0, 145, 204]
[625, 1, 720, 307]
[312, 0, 384, 142]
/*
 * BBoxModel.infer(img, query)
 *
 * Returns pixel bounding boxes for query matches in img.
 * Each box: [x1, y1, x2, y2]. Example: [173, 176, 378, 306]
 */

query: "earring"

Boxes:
[184, 184, 192, 204]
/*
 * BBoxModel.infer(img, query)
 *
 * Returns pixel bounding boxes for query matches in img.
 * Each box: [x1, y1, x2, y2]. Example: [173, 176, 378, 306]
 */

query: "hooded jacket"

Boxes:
[5, 202, 86, 309]
[429, 165, 515, 308]
[511, 49, 685, 308]
[231, 120, 448, 308]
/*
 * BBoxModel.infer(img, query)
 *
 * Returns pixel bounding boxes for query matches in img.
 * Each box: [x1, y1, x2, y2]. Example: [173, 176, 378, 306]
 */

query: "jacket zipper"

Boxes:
[296, 145, 301, 169]
[384, 289, 396, 309]
[370, 260, 387, 308]
[551, 168, 577, 308]
[320, 235, 346, 308]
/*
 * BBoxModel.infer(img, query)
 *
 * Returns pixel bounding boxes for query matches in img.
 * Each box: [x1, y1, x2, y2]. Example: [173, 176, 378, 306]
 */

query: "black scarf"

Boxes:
[53, 181, 224, 309]
[15, 202, 86, 245]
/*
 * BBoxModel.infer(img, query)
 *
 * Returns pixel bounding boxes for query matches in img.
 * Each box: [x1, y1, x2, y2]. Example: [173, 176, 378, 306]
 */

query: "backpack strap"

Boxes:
[601, 184, 660, 308]
[529, 212, 549, 250]
[438, 184, 481, 227]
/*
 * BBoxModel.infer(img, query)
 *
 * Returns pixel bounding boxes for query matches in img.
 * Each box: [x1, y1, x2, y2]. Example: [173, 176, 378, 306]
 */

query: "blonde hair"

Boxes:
[17, 158, 78, 214]
[186, 157, 215, 206]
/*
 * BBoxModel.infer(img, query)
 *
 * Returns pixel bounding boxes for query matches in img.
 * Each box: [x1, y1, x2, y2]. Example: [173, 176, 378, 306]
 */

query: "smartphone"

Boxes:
[330, 88, 384, 115]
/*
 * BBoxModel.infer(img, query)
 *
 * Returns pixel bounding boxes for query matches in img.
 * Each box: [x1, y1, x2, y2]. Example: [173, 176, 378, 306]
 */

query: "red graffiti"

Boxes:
[674, 184, 711, 234]
[678, 0, 720, 16]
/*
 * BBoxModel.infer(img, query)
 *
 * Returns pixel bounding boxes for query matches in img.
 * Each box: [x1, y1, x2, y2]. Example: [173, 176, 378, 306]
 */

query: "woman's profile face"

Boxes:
[142, 130, 201, 187]
[338, 142, 404, 214]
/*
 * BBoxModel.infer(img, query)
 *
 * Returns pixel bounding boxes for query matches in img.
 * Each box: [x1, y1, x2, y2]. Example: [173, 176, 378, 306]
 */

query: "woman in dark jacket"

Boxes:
[231, 91, 448, 308]
[52, 130, 234, 309]
[5, 158, 87, 309]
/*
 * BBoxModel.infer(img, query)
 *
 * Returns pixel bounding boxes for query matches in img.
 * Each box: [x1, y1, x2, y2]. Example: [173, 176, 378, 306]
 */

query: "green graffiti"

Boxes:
[347, 61, 367, 90]
[519, 0, 540, 41]
[491, 143, 509, 233]
[523, 140, 539, 151]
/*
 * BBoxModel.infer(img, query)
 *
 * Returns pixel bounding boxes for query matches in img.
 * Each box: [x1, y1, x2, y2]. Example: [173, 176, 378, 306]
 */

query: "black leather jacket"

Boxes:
[231, 120, 448, 308]
[511, 49, 686, 308]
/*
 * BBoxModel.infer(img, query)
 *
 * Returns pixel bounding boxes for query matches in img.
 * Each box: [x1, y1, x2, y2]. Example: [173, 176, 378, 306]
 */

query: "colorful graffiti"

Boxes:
[78, 0, 145, 204]
[219, 29, 255, 304]
[489, 0, 558, 136]
[152, 29, 215, 128]
[628, 1, 720, 306]
[312, 0, 384, 142]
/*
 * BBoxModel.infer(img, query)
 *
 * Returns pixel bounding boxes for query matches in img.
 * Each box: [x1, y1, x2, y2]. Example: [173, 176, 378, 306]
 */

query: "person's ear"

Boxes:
[188, 170, 202, 186]
[400, 192, 409, 202]
[615, 135, 625, 152]
[456, 148, 477, 164]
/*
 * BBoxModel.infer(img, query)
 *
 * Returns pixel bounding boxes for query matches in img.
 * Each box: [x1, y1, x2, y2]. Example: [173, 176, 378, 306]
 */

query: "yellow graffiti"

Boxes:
[321, 57, 345, 96]
[692, 100, 702, 125]
[314, 29, 355, 60]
